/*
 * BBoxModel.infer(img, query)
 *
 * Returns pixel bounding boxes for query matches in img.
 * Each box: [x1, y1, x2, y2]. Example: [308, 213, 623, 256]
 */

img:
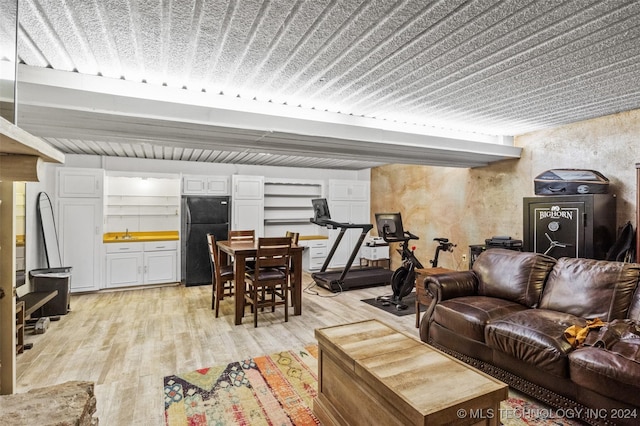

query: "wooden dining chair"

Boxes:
[207, 233, 235, 317]
[285, 231, 300, 245]
[243, 237, 292, 327]
[229, 229, 257, 269]
[285, 231, 300, 306]
[228, 229, 255, 243]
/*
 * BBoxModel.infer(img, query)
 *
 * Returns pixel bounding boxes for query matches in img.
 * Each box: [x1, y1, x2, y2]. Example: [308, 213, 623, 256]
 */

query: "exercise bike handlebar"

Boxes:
[380, 229, 419, 243]
[405, 231, 419, 240]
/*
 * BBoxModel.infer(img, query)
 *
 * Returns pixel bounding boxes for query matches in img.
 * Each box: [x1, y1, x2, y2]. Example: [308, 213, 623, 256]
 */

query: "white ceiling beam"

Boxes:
[15, 66, 522, 168]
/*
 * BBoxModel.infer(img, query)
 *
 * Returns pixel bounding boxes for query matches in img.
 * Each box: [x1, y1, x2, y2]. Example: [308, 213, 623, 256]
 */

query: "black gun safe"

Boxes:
[523, 194, 616, 260]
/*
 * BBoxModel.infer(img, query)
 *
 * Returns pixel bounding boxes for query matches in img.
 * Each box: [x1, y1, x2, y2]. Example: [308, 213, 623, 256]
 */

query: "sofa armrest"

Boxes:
[425, 270, 478, 301]
[419, 271, 478, 342]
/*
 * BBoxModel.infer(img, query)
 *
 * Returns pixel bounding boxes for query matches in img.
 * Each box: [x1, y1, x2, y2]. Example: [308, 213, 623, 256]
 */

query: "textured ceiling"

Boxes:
[6, 0, 640, 169]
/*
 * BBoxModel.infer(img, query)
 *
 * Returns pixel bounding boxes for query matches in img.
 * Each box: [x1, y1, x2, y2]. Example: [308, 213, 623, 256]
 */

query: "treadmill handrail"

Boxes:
[312, 219, 374, 287]
[311, 218, 373, 231]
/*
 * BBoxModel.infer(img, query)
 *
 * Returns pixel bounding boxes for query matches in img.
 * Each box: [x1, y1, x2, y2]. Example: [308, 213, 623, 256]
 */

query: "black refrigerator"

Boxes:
[181, 196, 230, 286]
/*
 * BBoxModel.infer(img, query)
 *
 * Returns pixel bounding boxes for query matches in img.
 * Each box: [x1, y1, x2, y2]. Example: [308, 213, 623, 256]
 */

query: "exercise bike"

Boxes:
[374, 213, 457, 310]
[386, 231, 423, 310]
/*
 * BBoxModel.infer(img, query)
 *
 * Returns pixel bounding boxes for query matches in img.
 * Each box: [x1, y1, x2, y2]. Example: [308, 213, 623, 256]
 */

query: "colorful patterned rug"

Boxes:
[164, 345, 319, 425]
[164, 345, 584, 426]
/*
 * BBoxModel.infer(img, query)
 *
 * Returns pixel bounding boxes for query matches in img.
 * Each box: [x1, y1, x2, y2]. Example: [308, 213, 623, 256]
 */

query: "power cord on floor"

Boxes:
[303, 280, 344, 298]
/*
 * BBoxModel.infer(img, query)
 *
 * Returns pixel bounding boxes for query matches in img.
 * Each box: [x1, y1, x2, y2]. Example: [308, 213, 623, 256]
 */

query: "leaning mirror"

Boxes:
[37, 192, 62, 268]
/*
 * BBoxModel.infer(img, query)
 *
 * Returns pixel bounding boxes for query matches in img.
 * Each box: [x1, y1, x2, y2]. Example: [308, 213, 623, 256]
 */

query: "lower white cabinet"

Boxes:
[144, 242, 178, 284]
[300, 238, 328, 272]
[105, 241, 177, 288]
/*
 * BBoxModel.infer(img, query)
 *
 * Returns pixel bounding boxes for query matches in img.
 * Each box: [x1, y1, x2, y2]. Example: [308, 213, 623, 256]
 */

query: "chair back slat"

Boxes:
[255, 237, 291, 269]
[229, 229, 255, 243]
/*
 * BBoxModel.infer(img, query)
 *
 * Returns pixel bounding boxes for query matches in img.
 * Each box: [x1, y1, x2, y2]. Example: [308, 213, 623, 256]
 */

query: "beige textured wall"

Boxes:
[371, 109, 640, 271]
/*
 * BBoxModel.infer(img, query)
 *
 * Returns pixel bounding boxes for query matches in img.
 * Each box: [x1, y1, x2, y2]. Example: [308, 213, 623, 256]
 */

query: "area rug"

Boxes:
[361, 292, 423, 317]
[164, 345, 585, 426]
[164, 345, 320, 425]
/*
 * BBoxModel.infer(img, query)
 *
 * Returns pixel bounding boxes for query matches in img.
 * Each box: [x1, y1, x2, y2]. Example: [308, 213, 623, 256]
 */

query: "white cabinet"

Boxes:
[327, 180, 371, 269]
[105, 241, 177, 288]
[231, 175, 264, 235]
[58, 168, 104, 198]
[105, 243, 144, 288]
[361, 245, 390, 261]
[329, 180, 369, 201]
[143, 241, 178, 284]
[182, 175, 229, 195]
[300, 238, 328, 272]
[58, 198, 103, 293]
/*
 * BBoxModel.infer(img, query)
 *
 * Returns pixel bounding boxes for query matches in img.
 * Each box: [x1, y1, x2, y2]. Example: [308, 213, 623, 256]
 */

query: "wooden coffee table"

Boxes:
[313, 319, 507, 426]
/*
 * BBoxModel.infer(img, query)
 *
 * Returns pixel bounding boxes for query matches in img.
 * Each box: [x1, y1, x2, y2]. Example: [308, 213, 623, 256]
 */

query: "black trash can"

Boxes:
[29, 267, 72, 317]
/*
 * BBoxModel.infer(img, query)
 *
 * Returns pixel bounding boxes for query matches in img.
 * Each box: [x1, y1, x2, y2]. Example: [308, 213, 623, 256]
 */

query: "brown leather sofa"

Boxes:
[419, 248, 640, 425]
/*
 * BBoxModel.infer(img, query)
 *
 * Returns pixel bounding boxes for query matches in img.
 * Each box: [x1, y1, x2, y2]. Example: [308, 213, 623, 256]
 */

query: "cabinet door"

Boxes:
[106, 253, 144, 288]
[206, 176, 230, 195]
[233, 199, 264, 236]
[329, 180, 369, 201]
[58, 168, 103, 198]
[182, 175, 230, 195]
[58, 198, 103, 292]
[144, 251, 177, 284]
[232, 175, 264, 199]
[182, 175, 207, 194]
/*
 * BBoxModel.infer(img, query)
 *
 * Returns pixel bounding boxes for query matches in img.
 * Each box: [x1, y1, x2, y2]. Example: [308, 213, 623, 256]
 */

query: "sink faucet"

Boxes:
[124, 228, 131, 239]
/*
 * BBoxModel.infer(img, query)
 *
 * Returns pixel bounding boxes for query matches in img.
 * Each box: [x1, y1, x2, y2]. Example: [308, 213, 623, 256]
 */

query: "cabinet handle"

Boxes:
[120, 248, 130, 251]
[144, 266, 148, 273]
[156, 246, 166, 249]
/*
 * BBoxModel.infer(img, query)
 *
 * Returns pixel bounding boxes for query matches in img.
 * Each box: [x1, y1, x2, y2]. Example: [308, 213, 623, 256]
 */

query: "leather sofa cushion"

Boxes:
[485, 309, 584, 377]
[473, 248, 556, 308]
[626, 287, 640, 321]
[569, 346, 640, 406]
[539, 258, 640, 321]
[433, 296, 527, 343]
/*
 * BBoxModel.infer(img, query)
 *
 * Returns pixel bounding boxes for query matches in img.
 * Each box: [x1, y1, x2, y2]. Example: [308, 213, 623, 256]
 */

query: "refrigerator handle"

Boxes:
[185, 203, 192, 242]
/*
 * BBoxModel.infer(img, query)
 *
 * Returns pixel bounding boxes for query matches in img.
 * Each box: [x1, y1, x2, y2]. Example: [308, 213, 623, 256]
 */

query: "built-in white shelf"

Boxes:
[263, 178, 324, 236]
[105, 176, 180, 233]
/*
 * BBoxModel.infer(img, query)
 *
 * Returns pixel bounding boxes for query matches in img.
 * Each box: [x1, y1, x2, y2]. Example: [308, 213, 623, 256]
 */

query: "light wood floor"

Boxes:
[16, 275, 418, 425]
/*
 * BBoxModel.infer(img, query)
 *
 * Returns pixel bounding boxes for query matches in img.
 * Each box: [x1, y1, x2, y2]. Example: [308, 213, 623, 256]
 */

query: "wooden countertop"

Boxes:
[103, 231, 179, 243]
[299, 234, 328, 240]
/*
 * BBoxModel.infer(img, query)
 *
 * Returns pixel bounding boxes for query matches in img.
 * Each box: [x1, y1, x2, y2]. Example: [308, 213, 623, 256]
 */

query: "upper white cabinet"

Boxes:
[329, 180, 369, 201]
[182, 175, 229, 195]
[233, 175, 264, 199]
[231, 175, 264, 235]
[57, 168, 104, 198]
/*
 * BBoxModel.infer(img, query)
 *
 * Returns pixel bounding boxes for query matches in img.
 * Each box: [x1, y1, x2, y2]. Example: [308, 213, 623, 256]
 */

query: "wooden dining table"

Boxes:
[216, 239, 304, 325]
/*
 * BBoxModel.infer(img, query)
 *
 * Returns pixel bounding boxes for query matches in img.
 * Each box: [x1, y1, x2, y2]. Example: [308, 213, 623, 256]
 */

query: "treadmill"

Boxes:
[310, 198, 393, 292]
